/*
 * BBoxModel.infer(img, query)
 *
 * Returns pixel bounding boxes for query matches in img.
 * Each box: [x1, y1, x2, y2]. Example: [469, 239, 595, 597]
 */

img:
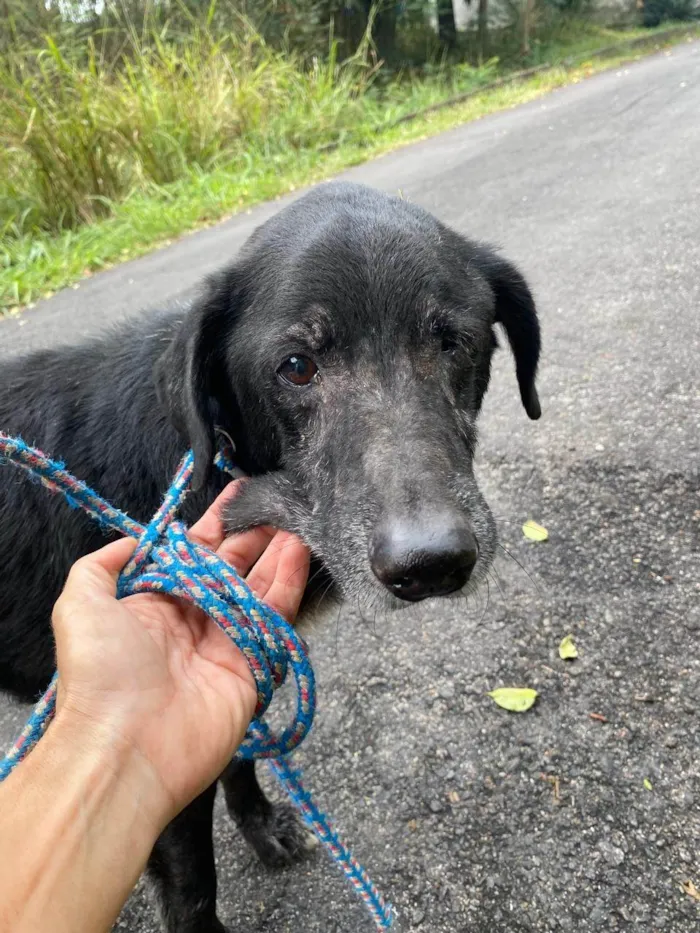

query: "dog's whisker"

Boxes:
[334, 598, 343, 657]
[491, 561, 506, 588]
[282, 563, 315, 587]
[497, 542, 542, 595]
[476, 576, 491, 627]
[354, 594, 368, 631]
[315, 580, 335, 617]
[486, 566, 506, 603]
[354, 593, 385, 640]
[303, 565, 328, 590]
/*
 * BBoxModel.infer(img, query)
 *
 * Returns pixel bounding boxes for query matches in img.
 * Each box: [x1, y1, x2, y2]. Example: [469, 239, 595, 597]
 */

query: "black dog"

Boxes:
[0, 182, 541, 933]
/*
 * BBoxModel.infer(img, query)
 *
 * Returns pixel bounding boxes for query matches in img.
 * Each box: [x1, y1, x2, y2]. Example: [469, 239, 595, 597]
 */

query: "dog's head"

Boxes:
[155, 183, 541, 610]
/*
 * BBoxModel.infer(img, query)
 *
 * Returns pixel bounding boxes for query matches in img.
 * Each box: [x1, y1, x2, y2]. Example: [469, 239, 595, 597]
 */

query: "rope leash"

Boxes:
[0, 432, 394, 931]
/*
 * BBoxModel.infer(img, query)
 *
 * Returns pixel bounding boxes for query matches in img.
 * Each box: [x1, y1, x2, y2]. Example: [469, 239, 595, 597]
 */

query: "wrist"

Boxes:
[0, 708, 169, 933]
[49, 705, 175, 835]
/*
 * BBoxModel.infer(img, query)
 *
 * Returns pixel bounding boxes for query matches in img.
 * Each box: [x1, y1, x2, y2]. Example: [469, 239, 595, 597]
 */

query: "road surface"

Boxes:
[1, 38, 699, 933]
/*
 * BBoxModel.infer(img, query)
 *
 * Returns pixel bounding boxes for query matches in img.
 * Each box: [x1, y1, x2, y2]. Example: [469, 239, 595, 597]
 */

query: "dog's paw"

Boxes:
[192, 922, 230, 933]
[160, 914, 230, 933]
[240, 802, 318, 869]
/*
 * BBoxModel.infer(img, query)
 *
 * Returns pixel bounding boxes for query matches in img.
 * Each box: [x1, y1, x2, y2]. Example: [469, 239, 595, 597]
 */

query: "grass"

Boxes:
[1, 21, 698, 314]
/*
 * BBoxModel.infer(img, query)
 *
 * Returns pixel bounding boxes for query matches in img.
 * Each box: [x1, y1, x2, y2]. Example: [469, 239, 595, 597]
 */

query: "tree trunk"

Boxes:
[521, 0, 533, 57]
[477, 0, 488, 63]
[437, 0, 457, 50]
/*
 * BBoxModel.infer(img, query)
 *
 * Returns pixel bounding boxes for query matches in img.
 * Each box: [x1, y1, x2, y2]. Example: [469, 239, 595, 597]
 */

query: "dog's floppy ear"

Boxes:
[478, 249, 542, 420]
[154, 271, 241, 491]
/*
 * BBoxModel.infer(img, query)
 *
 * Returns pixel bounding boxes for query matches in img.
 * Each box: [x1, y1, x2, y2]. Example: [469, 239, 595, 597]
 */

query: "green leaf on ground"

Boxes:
[522, 519, 549, 542]
[488, 687, 538, 712]
[559, 634, 578, 660]
[643, 778, 653, 791]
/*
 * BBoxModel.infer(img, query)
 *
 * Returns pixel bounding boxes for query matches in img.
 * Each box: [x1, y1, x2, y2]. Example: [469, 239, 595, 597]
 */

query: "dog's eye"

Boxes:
[440, 332, 459, 354]
[430, 321, 459, 354]
[277, 355, 319, 387]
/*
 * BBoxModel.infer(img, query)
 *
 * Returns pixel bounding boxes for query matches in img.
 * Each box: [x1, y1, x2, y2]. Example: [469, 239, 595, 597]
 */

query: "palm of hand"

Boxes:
[52, 482, 310, 812]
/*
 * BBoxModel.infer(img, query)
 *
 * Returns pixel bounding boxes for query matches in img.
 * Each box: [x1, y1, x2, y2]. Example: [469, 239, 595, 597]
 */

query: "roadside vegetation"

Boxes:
[1, 0, 698, 312]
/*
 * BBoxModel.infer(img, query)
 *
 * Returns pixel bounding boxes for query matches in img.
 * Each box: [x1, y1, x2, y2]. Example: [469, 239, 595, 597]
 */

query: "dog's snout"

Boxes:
[369, 514, 478, 602]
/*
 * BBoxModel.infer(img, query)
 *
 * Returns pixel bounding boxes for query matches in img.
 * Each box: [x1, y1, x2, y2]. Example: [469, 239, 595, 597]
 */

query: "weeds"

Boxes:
[1, 13, 697, 312]
[0, 21, 381, 238]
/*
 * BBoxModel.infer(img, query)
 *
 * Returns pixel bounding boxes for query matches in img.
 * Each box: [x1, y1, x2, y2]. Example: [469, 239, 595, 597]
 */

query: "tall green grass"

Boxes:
[0, 22, 384, 239]
[1, 15, 696, 312]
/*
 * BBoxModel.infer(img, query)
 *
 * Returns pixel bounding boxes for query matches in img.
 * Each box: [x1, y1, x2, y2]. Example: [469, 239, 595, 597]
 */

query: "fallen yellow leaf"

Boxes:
[643, 778, 653, 791]
[559, 634, 578, 660]
[522, 519, 549, 542]
[488, 687, 538, 712]
[681, 880, 700, 902]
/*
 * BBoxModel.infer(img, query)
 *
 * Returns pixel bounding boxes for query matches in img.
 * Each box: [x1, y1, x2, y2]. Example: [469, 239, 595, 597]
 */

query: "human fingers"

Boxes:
[246, 531, 310, 622]
[56, 537, 137, 608]
[187, 481, 275, 576]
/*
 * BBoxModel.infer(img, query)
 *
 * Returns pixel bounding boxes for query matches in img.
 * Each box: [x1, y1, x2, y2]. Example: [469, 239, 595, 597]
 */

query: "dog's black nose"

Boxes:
[369, 515, 478, 602]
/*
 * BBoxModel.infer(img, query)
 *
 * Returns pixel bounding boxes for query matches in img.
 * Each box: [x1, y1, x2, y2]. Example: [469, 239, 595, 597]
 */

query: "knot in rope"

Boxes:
[0, 433, 315, 762]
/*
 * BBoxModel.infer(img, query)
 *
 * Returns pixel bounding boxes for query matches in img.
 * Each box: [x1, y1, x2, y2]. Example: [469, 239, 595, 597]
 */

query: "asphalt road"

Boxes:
[2, 39, 699, 933]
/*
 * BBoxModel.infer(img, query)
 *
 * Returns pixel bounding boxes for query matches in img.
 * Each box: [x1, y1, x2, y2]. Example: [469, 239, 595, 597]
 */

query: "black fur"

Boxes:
[0, 182, 540, 932]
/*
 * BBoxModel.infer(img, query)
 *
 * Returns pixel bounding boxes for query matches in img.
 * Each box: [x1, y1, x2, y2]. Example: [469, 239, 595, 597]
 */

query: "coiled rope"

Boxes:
[0, 432, 394, 930]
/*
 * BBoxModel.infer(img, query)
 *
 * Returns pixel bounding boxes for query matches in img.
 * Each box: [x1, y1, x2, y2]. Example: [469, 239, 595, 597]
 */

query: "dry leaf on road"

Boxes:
[559, 634, 579, 660]
[681, 880, 700, 903]
[488, 687, 538, 712]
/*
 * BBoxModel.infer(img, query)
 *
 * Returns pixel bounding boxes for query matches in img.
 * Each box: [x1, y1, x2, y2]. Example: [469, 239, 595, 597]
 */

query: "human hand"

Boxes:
[50, 482, 310, 827]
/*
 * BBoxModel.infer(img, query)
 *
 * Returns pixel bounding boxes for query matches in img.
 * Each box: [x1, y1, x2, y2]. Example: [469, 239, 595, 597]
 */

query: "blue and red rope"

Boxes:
[0, 431, 394, 930]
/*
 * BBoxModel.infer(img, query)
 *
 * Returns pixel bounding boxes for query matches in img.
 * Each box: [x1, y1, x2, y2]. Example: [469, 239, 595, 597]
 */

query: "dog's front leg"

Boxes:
[221, 759, 316, 868]
[147, 783, 227, 933]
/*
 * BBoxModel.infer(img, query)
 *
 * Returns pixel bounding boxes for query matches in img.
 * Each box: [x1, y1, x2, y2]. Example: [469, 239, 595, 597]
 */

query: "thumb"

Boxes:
[64, 537, 138, 599]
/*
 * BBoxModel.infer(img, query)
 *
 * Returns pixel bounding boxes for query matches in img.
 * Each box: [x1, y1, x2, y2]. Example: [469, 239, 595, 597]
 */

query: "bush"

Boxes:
[643, 0, 699, 26]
